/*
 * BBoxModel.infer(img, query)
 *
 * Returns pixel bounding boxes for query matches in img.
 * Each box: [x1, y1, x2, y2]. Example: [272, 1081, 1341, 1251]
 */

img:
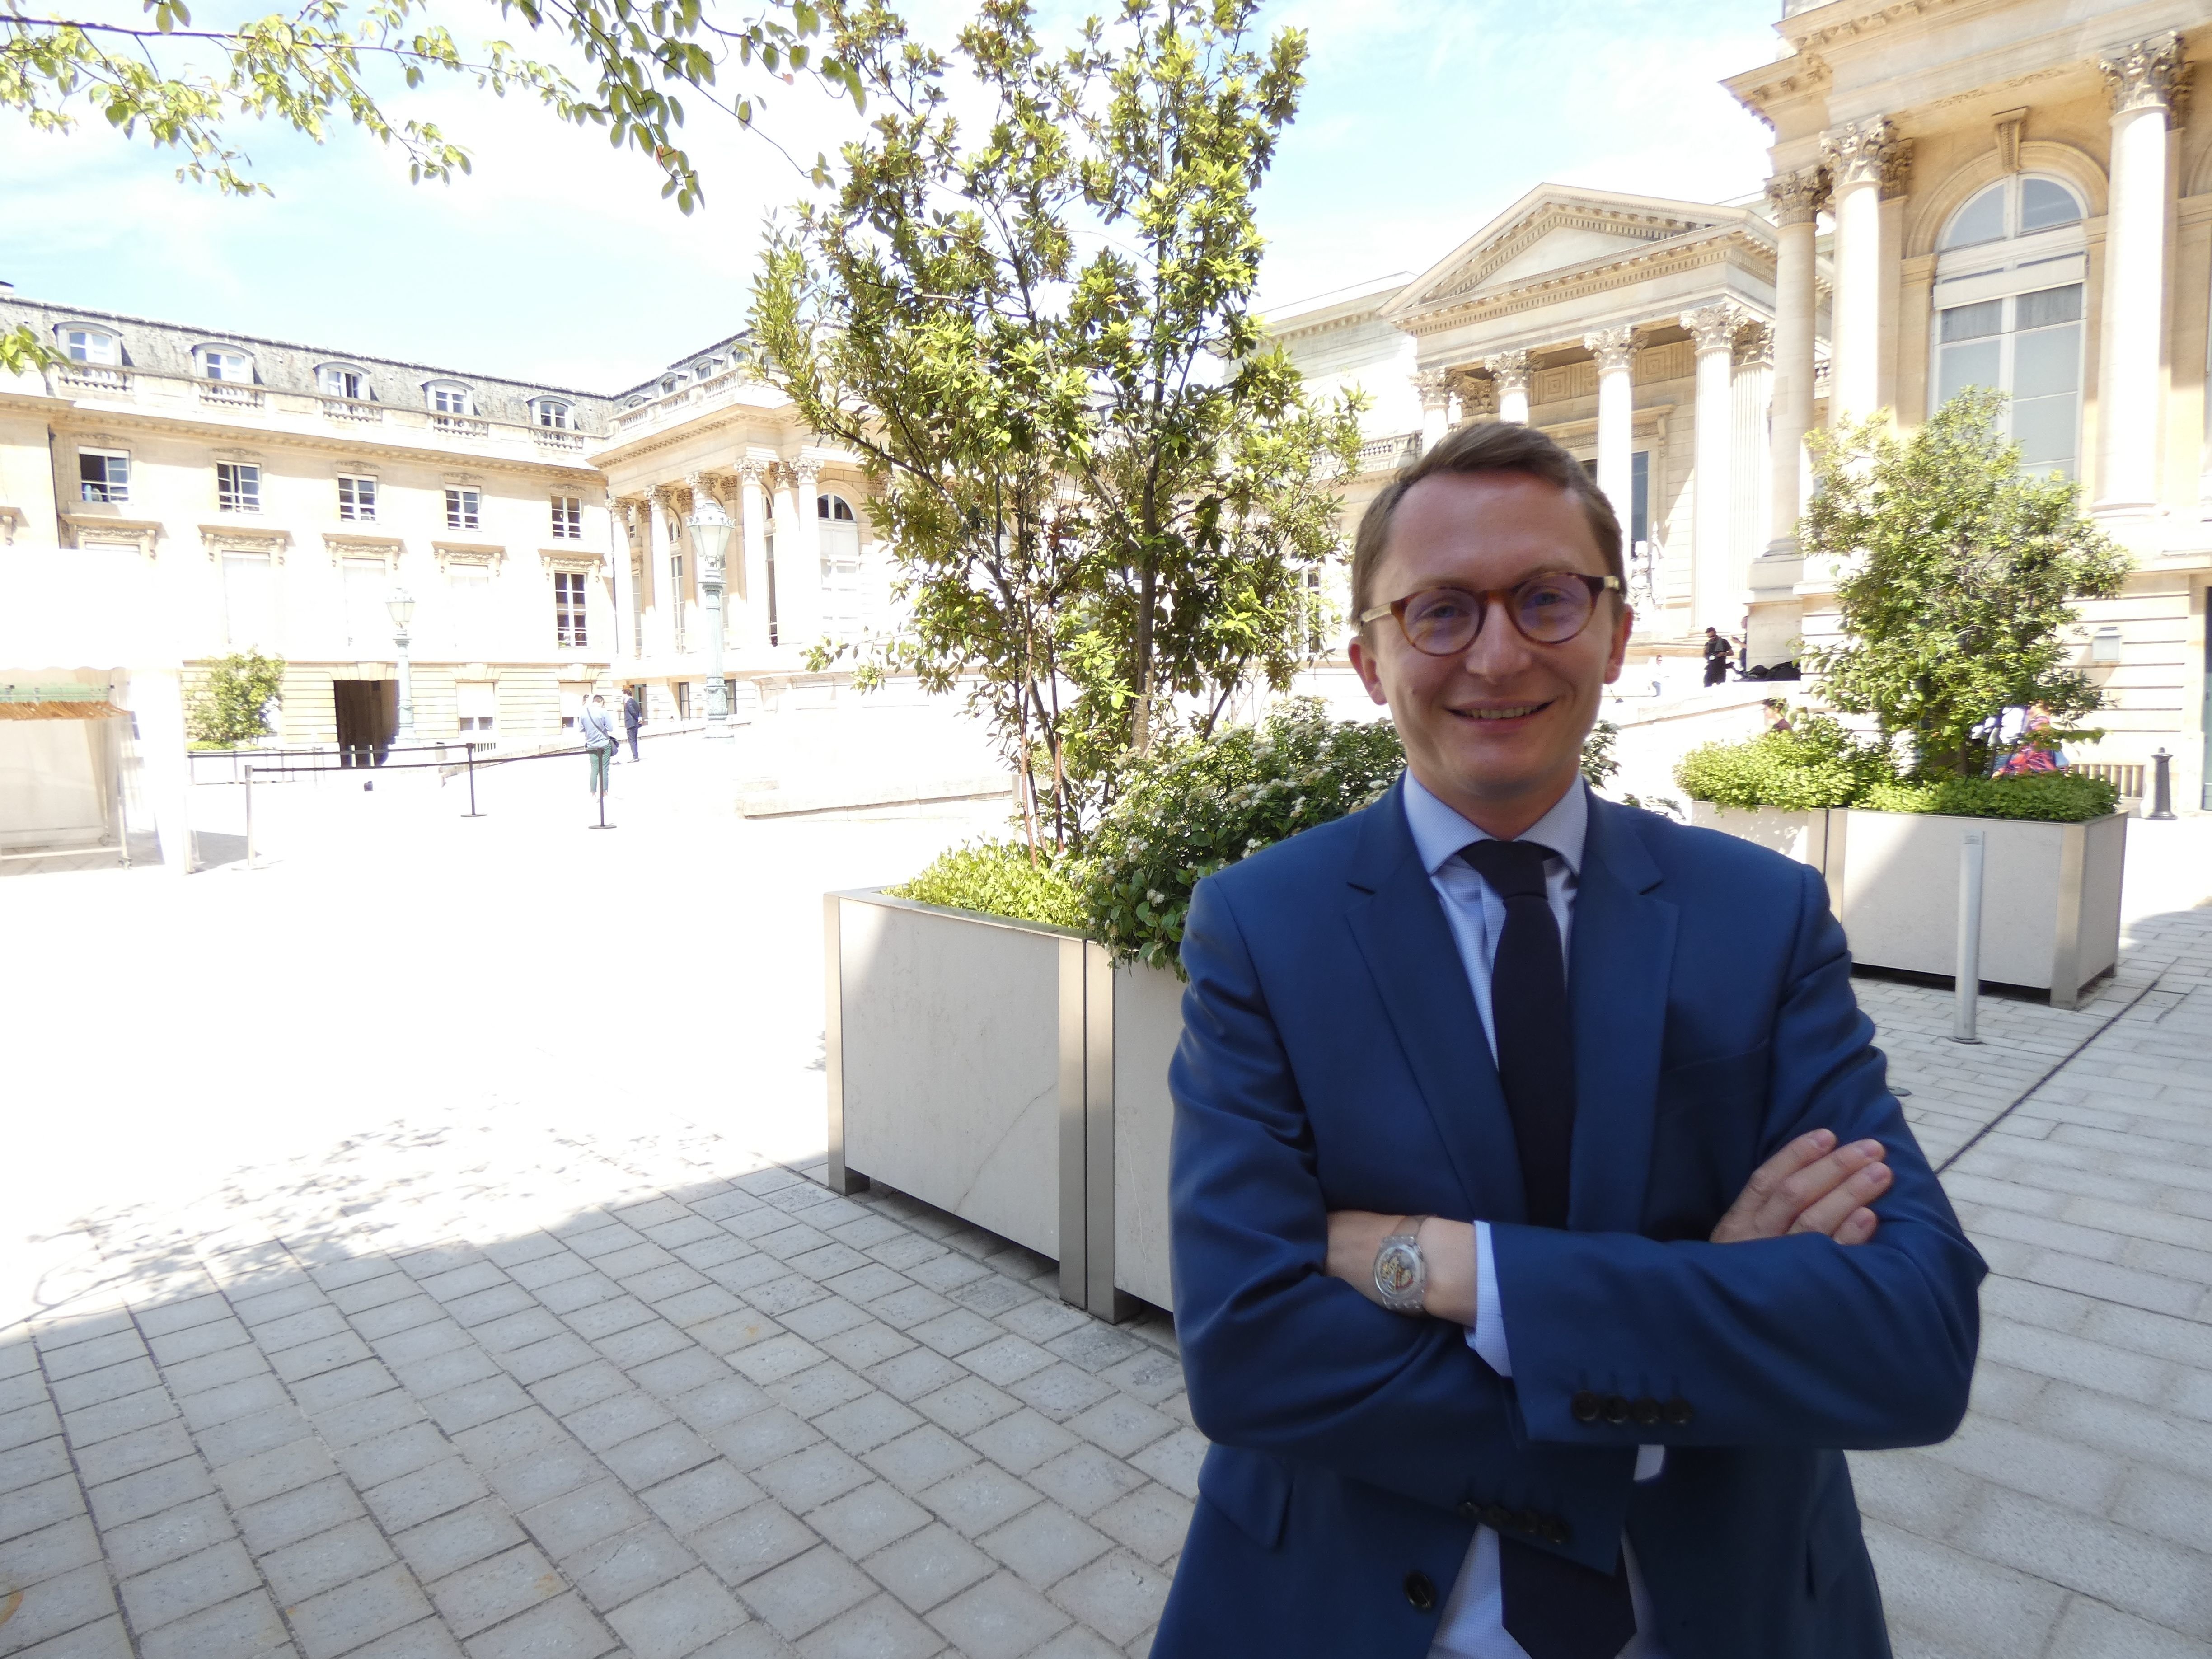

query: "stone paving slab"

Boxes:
[4, 876, 2211, 1656]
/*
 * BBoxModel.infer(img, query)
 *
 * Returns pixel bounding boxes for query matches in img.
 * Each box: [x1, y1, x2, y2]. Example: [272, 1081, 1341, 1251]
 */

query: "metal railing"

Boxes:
[2072, 761, 2144, 799]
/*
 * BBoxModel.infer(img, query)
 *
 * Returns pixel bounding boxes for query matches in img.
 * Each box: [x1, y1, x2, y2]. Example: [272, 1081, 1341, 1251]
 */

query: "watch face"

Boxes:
[1376, 1242, 1421, 1299]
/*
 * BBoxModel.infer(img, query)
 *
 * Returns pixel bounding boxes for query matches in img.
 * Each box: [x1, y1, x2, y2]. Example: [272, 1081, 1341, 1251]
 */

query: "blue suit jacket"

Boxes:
[1156, 781, 1983, 1659]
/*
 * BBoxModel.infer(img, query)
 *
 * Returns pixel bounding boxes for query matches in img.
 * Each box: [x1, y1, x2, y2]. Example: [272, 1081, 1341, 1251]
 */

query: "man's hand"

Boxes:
[1710, 1129, 1890, 1245]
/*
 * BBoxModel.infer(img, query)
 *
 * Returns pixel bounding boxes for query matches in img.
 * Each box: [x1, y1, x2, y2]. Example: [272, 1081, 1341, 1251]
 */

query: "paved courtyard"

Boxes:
[3, 736, 2212, 1658]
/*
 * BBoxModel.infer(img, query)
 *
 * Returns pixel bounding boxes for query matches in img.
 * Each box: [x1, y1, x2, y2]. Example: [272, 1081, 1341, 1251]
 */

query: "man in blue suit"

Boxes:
[1156, 420, 1983, 1659]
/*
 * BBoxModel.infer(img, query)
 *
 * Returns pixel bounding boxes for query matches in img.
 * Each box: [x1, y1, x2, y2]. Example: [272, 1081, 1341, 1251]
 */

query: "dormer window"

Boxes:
[197, 346, 253, 382]
[426, 381, 474, 417]
[533, 398, 574, 431]
[319, 364, 370, 400]
[59, 327, 118, 366]
[660, 377, 681, 395]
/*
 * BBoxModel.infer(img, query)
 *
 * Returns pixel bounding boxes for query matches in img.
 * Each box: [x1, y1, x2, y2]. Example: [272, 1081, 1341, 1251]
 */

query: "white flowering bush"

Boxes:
[1079, 701, 1406, 977]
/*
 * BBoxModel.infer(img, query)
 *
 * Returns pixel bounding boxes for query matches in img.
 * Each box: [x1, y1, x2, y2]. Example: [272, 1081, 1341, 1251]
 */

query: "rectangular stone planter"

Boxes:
[825, 891, 1183, 1319]
[1687, 804, 2125, 1008]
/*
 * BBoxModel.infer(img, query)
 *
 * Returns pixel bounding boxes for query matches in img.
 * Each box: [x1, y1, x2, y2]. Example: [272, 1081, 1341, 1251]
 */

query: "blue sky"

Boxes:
[0, 0, 1782, 392]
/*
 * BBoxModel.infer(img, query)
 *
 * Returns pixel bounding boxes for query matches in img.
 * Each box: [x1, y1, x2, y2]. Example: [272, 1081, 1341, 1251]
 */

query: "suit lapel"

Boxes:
[1567, 797, 1676, 1233]
[1344, 781, 1528, 1223]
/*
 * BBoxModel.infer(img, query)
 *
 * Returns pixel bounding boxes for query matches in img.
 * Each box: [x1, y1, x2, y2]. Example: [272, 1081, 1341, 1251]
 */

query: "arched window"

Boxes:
[817, 493, 857, 522]
[196, 345, 254, 382]
[533, 398, 574, 430]
[660, 375, 682, 395]
[424, 380, 474, 416]
[318, 363, 371, 400]
[1931, 174, 2087, 478]
[56, 326, 118, 365]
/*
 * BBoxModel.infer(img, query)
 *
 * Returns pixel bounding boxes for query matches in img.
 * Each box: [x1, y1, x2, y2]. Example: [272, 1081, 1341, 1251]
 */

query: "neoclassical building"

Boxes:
[1278, 0, 2212, 810]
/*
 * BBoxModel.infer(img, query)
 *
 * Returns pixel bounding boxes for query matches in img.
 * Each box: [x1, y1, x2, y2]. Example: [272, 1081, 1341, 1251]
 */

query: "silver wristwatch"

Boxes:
[1372, 1216, 1431, 1315]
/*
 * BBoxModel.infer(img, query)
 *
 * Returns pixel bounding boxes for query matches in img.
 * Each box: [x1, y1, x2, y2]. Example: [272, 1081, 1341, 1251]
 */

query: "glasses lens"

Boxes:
[1513, 576, 1594, 643]
[1401, 589, 1483, 655]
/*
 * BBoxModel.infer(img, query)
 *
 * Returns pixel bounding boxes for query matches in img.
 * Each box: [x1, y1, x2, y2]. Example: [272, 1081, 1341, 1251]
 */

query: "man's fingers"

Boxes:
[1787, 1159, 1893, 1241]
[1833, 1206, 1881, 1246]
[1752, 1139, 1887, 1236]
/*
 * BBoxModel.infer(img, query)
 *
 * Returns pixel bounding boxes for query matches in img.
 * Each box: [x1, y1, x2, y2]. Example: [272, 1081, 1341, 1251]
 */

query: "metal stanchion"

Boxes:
[244, 765, 257, 869]
[589, 748, 614, 830]
[2148, 748, 2176, 821]
[1952, 826, 1985, 1045]
[463, 743, 483, 818]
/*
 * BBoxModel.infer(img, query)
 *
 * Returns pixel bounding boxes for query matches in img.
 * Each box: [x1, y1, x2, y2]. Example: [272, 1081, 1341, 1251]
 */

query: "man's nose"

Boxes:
[1456, 599, 1539, 679]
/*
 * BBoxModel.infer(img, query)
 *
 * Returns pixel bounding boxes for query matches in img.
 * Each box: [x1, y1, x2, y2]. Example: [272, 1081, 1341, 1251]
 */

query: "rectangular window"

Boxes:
[1936, 283, 2082, 478]
[551, 496, 582, 540]
[78, 450, 129, 504]
[555, 571, 589, 648]
[64, 329, 116, 365]
[217, 461, 262, 513]
[456, 681, 497, 743]
[337, 475, 377, 522]
[203, 350, 250, 382]
[674, 680, 692, 720]
[445, 487, 480, 531]
[431, 385, 471, 415]
[319, 366, 367, 399]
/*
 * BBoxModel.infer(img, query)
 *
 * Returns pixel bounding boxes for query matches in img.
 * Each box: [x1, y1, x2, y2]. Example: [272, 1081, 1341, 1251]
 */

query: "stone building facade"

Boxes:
[1278, 0, 2212, 810]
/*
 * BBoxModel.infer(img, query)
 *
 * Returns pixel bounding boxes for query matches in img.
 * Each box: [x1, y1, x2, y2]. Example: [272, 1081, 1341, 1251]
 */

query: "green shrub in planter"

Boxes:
[1675, 715, 1895, 811]
[1860, 771, 2117, 823]
[1083, 701, 1406, 977]
[888, 842, 1087, 930]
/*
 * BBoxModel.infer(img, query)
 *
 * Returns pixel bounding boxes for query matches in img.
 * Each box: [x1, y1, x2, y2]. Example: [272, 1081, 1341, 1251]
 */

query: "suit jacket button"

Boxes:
[1664, 1397, 1694, 1426]
[1405, 1571, 1437, 1612]
[1571, 1391, 1601, 1423]
[1632, 1396, 1660, 1426]
[1484, 1504, 1513, 1530]
[1603, 1395, 1630, 1425]
[1457, 1501, 1480, 1522]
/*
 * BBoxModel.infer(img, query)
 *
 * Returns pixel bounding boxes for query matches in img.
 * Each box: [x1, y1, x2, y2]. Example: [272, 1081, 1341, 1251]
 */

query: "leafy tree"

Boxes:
[2, 0, 867, 370]
[1802, 389, 2129, 778]
[752, 0, 1361, 849]
[187, 650, 287, 745]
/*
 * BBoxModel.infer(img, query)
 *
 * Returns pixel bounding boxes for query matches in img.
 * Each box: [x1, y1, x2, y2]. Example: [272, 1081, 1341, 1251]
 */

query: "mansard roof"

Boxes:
[1380, 185, 1771, 325]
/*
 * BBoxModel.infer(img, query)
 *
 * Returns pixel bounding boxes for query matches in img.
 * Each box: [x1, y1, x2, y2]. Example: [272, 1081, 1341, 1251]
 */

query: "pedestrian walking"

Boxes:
[623, 689, 642, 761]
[1701, 623, 1731, 686]
[580, 694, 618, 796]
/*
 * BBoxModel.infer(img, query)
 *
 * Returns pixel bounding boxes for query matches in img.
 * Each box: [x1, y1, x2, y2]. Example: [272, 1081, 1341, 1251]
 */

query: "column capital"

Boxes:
[1584, 326, 1636, 375]
[1682, 304, 1743, 355]
[2099, 31, 2188, 120]
[1411, 367, 1453, 410]
[1763, 164, 1831, 226]
[737, 455, 771, 484]
[792, 458, 822, 489]
[1456, 374, 1498, 418]
[1733, 322, 1774, 372]
[1483, 350, 1532, 395]
[1822, 117, 1908, 197]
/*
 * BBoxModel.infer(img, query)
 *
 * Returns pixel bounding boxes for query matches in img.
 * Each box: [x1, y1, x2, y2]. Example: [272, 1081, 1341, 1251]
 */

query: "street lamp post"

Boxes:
[386, 586, 417, 747]
[688, 483, 735, 739]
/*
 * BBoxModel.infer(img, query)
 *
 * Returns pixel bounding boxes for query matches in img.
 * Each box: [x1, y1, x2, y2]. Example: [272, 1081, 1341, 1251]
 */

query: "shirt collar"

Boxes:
[1402, 769, 1588, 879]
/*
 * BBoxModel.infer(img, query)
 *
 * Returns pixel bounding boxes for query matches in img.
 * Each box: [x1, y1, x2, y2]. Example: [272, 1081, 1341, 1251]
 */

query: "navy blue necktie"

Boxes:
[1458, 838, 1637, 1659]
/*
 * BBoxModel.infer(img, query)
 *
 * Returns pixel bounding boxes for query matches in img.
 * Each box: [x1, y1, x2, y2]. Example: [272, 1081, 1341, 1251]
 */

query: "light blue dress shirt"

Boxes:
[1400, 772, 1667, 1659]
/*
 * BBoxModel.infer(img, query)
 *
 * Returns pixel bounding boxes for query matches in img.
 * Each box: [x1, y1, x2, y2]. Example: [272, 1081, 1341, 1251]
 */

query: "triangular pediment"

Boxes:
[1382, 186, 1744, 320]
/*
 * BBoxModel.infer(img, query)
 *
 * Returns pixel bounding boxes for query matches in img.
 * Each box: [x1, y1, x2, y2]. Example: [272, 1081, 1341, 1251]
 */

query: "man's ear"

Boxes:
[1347, 632, 1390, 707]
[1602, 603, 1633, 685]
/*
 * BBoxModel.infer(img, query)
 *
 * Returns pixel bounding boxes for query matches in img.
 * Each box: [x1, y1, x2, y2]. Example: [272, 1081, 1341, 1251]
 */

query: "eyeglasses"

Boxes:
[1359, 572, 1621, 656]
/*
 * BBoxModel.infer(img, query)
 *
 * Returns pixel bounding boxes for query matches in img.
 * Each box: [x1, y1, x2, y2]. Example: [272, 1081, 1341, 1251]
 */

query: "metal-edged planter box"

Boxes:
[1825, 809, 2125, 1008]
[1687, 805, 2125, 1008]
[825, 890, 1183, 1319]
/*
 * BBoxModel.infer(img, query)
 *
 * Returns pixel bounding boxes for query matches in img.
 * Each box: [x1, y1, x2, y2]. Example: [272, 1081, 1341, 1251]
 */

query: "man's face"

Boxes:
[1348, 471, 1631, 831]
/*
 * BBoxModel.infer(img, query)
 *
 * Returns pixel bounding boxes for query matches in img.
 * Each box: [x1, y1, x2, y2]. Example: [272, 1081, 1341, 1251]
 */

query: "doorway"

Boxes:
[333, 679, 397, 768]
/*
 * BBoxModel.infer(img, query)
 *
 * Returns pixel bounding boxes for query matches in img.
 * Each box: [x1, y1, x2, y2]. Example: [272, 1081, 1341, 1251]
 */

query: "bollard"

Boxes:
[463, 742, 483, 818]
[2148, 747, 2176, 820]
[244, 765, 256, 869]
[1952, 826, 1985, 1044]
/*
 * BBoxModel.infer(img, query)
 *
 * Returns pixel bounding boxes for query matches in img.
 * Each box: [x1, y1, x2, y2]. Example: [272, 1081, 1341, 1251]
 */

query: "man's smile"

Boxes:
[1448, 700, 1555, 723]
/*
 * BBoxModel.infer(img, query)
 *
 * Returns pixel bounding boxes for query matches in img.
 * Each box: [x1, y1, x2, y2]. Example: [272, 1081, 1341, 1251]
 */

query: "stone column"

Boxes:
[1823, 118, 1903, 424]
[737, 458, 771, 650]
[645, 489, 675, 661]
[2094, 31, 2184, 515]
[1683, 304, 1739, 632]
[1584, 327, 1637, 562]
[606, 492, 636, 664]
[687, 471, 728, 728]
[773, 465, 807, 652]
[1730, 323, 1775, 604]
[1487, 351, 1532, 425]
[794, 459, 825, 649]
[1413, 369, 1452, 450]
[1764, 166, 1827, 553]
